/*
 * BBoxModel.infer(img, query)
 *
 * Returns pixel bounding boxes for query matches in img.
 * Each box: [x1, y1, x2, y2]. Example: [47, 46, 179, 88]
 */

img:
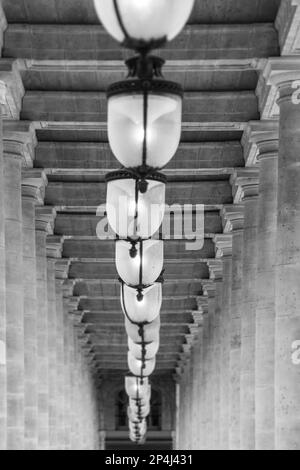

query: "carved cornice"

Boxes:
[275, 0, 300, 55]
[61, 279, 76, 299]
[35, 206, 56, 234]
[231, 169, 260, 203]
[0, 59, 25, 119]
[22, 169, 47, 205]
[4, 125, 37, 168]
[55, 259, 71, 281]
[222, 205, 244, 233]
[46, 235, 64, 259]
[192, 310, 204, 326]
[201, 281, 217, 300]
[207, 259, 223, 281]
[242, 121, 279, 165]
[196, 296, 208, 313]
[257, 57, 300, 119]
[213, 234, 233, 258]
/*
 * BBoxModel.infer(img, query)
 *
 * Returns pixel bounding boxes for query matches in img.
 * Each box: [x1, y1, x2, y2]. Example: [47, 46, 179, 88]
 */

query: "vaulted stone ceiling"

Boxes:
[0, 0, 282, 378]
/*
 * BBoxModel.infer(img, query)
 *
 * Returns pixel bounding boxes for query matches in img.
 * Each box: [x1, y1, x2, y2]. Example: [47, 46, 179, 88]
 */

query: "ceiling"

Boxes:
[1, 0, 282, 379]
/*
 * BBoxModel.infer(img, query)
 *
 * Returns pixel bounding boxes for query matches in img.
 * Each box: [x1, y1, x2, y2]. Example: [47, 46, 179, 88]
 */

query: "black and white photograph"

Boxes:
[0, 0, 299, 453]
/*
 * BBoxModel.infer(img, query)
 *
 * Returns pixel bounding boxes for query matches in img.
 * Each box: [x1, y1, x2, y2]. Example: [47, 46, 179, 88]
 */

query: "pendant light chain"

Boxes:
[97, 0, 195, 444]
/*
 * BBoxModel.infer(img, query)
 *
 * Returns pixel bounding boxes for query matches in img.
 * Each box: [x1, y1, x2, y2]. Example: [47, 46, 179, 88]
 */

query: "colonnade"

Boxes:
[0, 85, 101, 450]
[175, 74, 300, 450]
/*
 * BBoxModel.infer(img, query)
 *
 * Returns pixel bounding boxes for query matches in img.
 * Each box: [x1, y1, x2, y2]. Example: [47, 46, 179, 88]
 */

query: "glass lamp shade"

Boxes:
[116, 239, 164, 287]
[121, 283, 162, 323]
[125, 315, 160, 343]
[128, 407, 148, 423]
[125, 376, 150, 399]
[108, 88, 182, 169]
[129, 418, 147, 435]
[93, 0, 195, 48]
[106, 172, 166, 239]
[128, 351, 156, 377]
[128, 337, 159, 360]
[129, 402, 150, 419]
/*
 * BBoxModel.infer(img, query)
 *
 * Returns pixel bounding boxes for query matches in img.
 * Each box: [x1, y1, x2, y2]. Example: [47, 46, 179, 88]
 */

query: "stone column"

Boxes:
[196, 299, 208, 450]
[208, 261, 224, 451]
[222, 206, 244, 450]
[35, 208, 55, 449]
[243, 124, 278, 450]
[201, 285, 216, 450]
[4, 142, 24, 450]
[0, 81, 6, 450]
[192, 310, 204, 450]
[63, 310, 72, 450]
[273, 77, 300, 450]
[22, 173, 46, 450]
[55, 280, 65, 449]
[232, 170, 259, 450]
[214, 235, 233, 450]
[47, 259, 58, 449]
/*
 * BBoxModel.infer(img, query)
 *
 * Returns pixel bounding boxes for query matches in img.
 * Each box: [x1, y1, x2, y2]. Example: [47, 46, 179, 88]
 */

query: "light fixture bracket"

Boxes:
[107, 77, 183, 100]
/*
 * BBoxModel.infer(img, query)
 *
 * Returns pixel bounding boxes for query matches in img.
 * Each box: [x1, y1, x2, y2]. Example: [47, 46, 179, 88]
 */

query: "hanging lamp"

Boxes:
[106, 170, 166, 239]
[116, 239, 164, 288]
[93, 0, 195, 52]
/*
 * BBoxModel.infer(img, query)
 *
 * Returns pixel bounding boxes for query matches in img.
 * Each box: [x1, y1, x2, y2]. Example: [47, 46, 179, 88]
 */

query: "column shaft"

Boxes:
[0, 89, 6, 450]
[240, 195, 258, 449]
[229, 229, 244, 450]
[22, 196, 38, 449]
[219, 256, 232, 449]
[4, 152, 24, 449]
[255, 145, 277, 450]
[275, 84, 300, 449]
[36, 229, 49, 449]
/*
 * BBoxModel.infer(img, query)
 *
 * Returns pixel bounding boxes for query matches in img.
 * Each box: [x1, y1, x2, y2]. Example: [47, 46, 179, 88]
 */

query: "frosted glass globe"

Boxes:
[121, 283, 162, 323]
[116, 239, 163, 287]
[94, 0, 195, 47]
[108, 91, 182, 169]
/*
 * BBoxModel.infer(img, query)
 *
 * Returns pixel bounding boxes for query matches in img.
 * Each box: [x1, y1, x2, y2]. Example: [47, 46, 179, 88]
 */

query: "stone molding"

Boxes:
[222, 205, 244, 233]
[257, 57, 300, 119]
[242, 121, 279, 165]
[214, 234, 233, 259]
[231, 169, 260, 204]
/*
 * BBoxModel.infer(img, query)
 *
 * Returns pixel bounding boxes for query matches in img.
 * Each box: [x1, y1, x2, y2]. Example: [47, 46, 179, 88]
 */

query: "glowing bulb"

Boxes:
[132, 254, 141, 268]
[135, 127, 153, 144]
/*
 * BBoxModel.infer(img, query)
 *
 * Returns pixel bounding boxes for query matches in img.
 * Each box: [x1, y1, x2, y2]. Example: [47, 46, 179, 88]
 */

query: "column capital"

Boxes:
[231, 169, 260, 203]
[214, 234, 233, 258]
[54, 259, 71, 281]
[196, 296, 208, 313]
[0, 59, 25, 119]
[189, 324, 201, 339]
[35, 206, 56, 234]
[192, 310, 204, 326]
[22, 169, 48, 205]
[242, 121, 279, 165]
[66, 298, 81, 315]
[221, 205, 244, 233]
[257, 57, 300, 118]
[4, 125, 37, 168]
[46, 235, 64, 259]
[207, 259, 223, 281]
[275, 0, 300, 55]
[61, 279, 76, 298]
[201, 281, 216, 299]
